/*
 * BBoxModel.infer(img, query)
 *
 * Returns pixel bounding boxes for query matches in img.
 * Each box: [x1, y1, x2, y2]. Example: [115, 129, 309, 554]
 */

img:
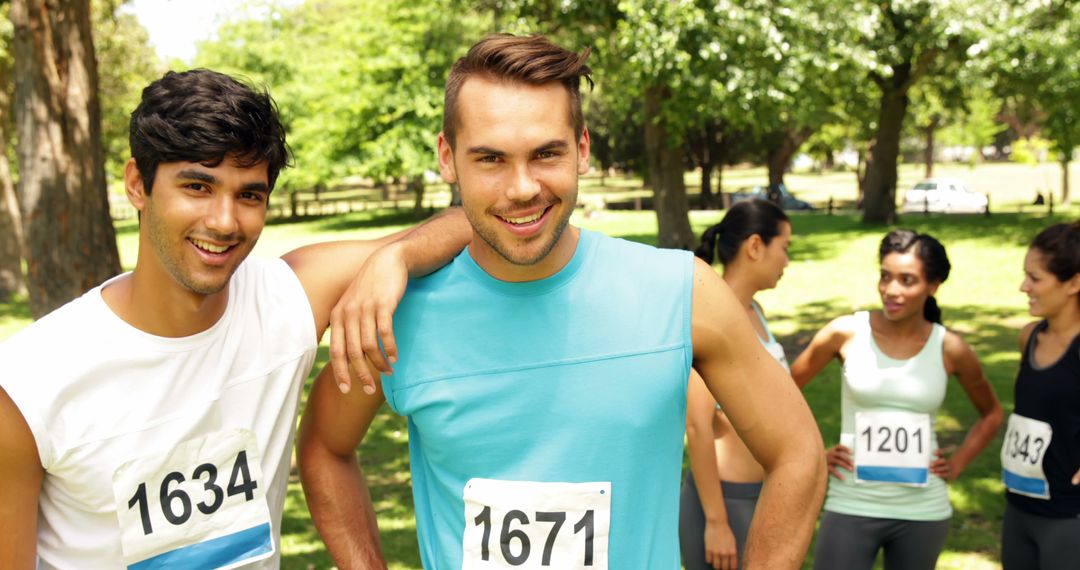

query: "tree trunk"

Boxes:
[863, 89, 909, 223]
[409, 176, 425, 217]
[1063, 156, 1071, 204]
[0, 30, 26, 302]
[766, 127, 813, 190]
[699, 158, 714, 209]
[644, 85, 694, 250]
[923, 117, 938, 179]
[12, 0, 120, 318]
[0, 137, 24, 302]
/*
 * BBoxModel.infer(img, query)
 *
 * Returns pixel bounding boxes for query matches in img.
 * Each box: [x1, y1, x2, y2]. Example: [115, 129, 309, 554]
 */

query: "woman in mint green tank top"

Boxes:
[791, 230, 1003, 570]
[680, 200, 793, 570]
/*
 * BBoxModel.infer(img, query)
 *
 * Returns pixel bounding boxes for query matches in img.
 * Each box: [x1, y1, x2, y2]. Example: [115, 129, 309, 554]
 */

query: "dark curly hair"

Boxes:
[129, 69, 290, 194]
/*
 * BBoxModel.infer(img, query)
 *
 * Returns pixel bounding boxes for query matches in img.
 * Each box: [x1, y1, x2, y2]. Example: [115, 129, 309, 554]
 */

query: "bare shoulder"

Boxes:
[1018, 321, 1040, 353]
[816, 314, 858, 346]
[0, 386, 43, 480]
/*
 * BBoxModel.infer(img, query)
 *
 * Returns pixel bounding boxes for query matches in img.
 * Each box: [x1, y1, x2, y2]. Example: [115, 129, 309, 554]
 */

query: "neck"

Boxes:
[471, 225, 580, 282]
[722, 267, 758, 309]
[102, 263, 229, 338]
[876, 310, 929, 337]
[1045, 302, 1080, 339]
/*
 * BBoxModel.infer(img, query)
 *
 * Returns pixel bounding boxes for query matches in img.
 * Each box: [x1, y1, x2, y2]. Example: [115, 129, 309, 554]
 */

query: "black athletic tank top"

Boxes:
[1007, 321, 1080, 518]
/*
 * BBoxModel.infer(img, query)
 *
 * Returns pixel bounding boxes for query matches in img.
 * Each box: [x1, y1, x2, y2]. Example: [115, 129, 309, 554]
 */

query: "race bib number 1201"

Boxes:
[112, 429, 273, 569]
[854, 410, 932, 486]
[462, 478, 611, 569]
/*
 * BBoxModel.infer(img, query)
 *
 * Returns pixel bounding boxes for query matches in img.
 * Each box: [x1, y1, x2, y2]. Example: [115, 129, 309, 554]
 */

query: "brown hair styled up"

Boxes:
[442, 34, 594, 148]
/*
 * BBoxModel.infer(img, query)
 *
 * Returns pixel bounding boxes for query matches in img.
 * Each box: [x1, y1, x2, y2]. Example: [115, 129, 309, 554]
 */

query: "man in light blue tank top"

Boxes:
[298, 34, 826, 569]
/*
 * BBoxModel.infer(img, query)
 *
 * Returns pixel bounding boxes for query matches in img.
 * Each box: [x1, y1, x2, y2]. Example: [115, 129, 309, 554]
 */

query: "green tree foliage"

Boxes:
[197, 0, 487, 212]
[93, 0, 163, 181]
[991, 0, 1078, 202]
[842, 0, 998, 223]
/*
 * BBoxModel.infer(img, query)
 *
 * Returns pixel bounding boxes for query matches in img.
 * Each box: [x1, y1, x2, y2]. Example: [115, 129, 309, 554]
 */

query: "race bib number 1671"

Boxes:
[462, 478, 611, 569]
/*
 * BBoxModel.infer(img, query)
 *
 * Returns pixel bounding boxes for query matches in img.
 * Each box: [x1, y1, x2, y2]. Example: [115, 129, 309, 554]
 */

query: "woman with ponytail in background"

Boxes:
[1001, 221, 1080, 569]
[680, 200, 793, 570]
[791, 229, 1002, 570]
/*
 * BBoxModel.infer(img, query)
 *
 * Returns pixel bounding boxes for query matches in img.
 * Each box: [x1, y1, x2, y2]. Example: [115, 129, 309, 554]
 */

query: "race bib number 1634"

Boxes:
[112, 429, 273, 570]
[462, 478, 611, 569]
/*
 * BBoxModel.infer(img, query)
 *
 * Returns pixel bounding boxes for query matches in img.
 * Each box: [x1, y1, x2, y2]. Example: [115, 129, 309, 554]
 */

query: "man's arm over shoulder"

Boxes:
[0, 386, 44, 568]
[283, 208, 471, 394]
[297, 360, 389, 569]
[689, 258, 825, 569]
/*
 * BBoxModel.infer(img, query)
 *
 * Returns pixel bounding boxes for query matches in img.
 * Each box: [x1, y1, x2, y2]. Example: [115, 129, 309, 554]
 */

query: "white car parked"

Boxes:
[900, 179, 988, 214]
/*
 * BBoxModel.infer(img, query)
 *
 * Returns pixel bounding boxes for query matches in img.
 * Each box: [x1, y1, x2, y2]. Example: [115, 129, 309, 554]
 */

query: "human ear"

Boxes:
[124, 158, 148, 211]
[437, 132, 458, 184]
[744, 234, 765, 261]
[577, 126, 591, 175]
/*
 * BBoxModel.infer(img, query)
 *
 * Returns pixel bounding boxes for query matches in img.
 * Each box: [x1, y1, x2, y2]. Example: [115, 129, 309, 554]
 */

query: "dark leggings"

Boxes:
[812, 511, 950, 570]
[1002, 501, 1080, 570]
[678, 471, 761, 570]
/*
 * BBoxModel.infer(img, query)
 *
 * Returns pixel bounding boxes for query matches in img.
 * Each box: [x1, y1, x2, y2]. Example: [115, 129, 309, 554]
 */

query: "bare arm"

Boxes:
[690, 259, 825, 570]
[0, 387, 43, 569]
[297, 363, 388, 568]
[932, 331, 1004, 481]
[686, 370, 737, 570]
[284, 207, 471, 394]
[788, 316, 853, 388]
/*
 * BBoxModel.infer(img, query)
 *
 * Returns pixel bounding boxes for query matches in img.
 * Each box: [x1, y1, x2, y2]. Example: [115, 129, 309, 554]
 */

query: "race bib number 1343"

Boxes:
[462, 478, 611, 569]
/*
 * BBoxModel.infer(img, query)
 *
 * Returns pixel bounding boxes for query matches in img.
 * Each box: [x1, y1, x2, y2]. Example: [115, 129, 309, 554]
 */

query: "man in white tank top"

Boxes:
[0, 70, 469, 569]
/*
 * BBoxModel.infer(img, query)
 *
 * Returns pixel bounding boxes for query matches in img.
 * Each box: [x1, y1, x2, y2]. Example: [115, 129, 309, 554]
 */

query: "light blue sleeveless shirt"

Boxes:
[383, 229, 694, 569]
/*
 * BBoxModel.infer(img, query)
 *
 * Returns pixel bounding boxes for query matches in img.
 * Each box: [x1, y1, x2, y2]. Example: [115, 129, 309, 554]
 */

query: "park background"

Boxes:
[1, 0, 1078, 568]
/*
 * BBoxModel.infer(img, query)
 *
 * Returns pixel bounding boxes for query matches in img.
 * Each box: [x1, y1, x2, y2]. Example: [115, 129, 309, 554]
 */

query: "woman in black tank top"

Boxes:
[1001, 221, 1080, 569]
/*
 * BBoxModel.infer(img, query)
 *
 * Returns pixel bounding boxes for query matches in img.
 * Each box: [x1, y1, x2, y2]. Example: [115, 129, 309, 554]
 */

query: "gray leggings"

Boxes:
[1002, 502, 1080, 570]
[678, 471, 761, 570]
[812, 511, 950, 570]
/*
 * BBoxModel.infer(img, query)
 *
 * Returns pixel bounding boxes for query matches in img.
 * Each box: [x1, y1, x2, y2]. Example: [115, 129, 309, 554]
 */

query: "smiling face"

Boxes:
[127, 156, 270, 297]
[1021, 247, 1080, 318]
[438, 77, 590, 281]
[878, 250, 940, 322]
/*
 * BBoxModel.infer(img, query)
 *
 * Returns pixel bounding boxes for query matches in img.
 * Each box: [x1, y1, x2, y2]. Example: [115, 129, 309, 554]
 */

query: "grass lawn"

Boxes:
[2, 165, 1078, 569]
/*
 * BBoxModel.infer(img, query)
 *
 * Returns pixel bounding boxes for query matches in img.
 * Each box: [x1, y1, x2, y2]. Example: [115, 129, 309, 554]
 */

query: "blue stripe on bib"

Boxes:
[856, 466, 930, 485]
[1004, 470, 1049, 497]
[128, 523, 272, 570]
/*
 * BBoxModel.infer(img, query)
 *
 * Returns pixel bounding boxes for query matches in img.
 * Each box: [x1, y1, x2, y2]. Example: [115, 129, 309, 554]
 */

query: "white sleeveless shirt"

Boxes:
[1, 258, 317, 569]
[826, 311, 952, 521]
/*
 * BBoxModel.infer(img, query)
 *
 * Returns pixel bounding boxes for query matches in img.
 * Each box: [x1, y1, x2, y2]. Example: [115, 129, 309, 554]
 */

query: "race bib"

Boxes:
[112, 429, 273, 569]
[462, 478, 611, 569]
[1001, 413, 1053, 500]
[854, 410, 932, 486]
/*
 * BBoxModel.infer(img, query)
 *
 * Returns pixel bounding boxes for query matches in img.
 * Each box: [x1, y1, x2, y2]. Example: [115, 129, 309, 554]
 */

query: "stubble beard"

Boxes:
[468, 198, 575, 267]
[145, 205, 240, 296]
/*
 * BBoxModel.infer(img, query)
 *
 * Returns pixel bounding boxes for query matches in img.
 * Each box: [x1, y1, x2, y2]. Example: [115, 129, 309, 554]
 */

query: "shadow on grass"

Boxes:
[785, 211, 1072, 262]
[0, 294, 31, 321]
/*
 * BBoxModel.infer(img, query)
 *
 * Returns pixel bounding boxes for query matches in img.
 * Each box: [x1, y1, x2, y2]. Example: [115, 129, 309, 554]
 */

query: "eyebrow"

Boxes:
[465, 140, 570, 157]
[176, 169, 219, 184]
[175, 169, 270, 193]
